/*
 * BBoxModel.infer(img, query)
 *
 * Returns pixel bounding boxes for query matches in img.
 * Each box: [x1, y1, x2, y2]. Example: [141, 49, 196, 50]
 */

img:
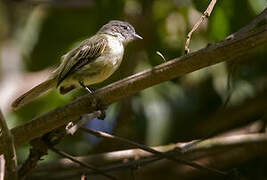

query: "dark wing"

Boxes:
[57, 35, 107, 87]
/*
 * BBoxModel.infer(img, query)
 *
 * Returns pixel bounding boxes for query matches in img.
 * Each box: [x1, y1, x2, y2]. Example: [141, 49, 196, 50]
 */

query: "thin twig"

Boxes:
[31, 156, 159, 180]
[48, 146, 117, 180]
[0, 110, 18, 180]
[156, 51, 166, 62]
[34, 144, 177, 173]
[184, 0, 217, 54]
[87, 157, 161, 179]
[80, 127, 227, 176]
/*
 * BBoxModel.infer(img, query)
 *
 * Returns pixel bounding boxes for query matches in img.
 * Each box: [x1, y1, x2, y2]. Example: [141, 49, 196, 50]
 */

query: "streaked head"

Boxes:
[98, 20, 142, 44]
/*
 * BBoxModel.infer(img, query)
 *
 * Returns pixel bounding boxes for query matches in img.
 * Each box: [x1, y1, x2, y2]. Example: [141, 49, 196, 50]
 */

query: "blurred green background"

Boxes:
[0, 0, 266, 179]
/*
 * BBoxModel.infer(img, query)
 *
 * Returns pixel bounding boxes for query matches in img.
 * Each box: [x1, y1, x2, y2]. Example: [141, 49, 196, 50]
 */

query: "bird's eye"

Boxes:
[123, 26, 128, 30]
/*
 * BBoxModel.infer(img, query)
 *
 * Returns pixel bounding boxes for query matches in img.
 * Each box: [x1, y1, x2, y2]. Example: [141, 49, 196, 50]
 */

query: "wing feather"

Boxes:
[57, 35, 107, 86]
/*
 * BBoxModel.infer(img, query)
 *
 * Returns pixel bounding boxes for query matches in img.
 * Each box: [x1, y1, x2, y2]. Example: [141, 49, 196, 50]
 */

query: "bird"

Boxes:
[11, 20, 142, 109]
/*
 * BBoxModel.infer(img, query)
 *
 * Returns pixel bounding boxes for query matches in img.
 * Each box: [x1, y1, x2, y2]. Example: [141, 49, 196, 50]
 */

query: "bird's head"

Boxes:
[98, 20, 142, 44]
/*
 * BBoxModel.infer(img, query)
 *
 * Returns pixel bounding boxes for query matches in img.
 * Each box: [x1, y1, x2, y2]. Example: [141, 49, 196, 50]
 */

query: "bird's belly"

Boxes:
[73, 56, 122, 85]
[60, 35, 124, 87]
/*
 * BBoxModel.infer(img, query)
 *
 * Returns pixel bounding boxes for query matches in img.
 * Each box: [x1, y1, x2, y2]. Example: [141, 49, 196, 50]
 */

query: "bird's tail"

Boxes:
[11, 78, 57, 109]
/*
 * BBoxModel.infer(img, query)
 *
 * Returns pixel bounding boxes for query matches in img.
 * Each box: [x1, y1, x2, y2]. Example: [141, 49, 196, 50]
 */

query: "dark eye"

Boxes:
[123, 26, 128, 30]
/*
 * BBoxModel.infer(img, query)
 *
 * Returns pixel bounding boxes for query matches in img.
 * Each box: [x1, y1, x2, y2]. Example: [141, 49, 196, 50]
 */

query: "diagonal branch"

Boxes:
[34, 134, 267, 173]
[226, 8, 267, 40]
[86, 133, 267, 179]
[33, 133, 267, 179]
[49, 146, 117, 180]
[0, 23, 266, 155]
[0, 110, 18, 180]
[80, 127, 226, 176]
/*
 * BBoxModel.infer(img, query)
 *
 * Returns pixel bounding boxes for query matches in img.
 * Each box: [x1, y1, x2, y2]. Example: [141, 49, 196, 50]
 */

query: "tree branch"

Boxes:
[48, 146, 117, 180]
[226, 8, 267, 40]
[18, 125, 68, 179]
[0, 23, 266, 155]
[18, 138, 49, 180]
[34, 144, 178, 172]
[80, 127, 226, 176]
[0, 110, 18, 180]
[32, 133, 267, 179]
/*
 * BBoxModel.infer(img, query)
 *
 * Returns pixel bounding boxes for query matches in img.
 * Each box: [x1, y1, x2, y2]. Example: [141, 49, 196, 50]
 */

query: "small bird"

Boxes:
[12, 20, 142, 109]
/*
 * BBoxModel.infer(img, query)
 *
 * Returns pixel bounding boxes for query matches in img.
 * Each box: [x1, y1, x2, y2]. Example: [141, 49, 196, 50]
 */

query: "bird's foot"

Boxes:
[79, 81, 106, 120]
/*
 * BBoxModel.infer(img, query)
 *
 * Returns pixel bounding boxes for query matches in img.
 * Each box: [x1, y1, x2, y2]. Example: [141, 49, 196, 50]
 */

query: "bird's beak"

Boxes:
[133, 33, 143, 40]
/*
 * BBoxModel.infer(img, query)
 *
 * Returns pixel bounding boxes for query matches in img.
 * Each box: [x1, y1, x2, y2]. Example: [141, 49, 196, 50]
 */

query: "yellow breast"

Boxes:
[74, 35, 125, 86]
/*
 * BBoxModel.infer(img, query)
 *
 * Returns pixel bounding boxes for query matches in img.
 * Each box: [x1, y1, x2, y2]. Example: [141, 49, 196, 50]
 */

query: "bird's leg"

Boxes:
[79, 81, 106, 120]
[79, 81, 93, 94]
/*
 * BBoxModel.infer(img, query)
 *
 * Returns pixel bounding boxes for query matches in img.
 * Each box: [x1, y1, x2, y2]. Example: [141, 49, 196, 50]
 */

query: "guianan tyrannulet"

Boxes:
[12, 20, 142, 109]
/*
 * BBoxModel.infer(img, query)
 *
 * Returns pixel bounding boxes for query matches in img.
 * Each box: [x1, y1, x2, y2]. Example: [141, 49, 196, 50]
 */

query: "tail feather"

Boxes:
[11, 78, 57, 109]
